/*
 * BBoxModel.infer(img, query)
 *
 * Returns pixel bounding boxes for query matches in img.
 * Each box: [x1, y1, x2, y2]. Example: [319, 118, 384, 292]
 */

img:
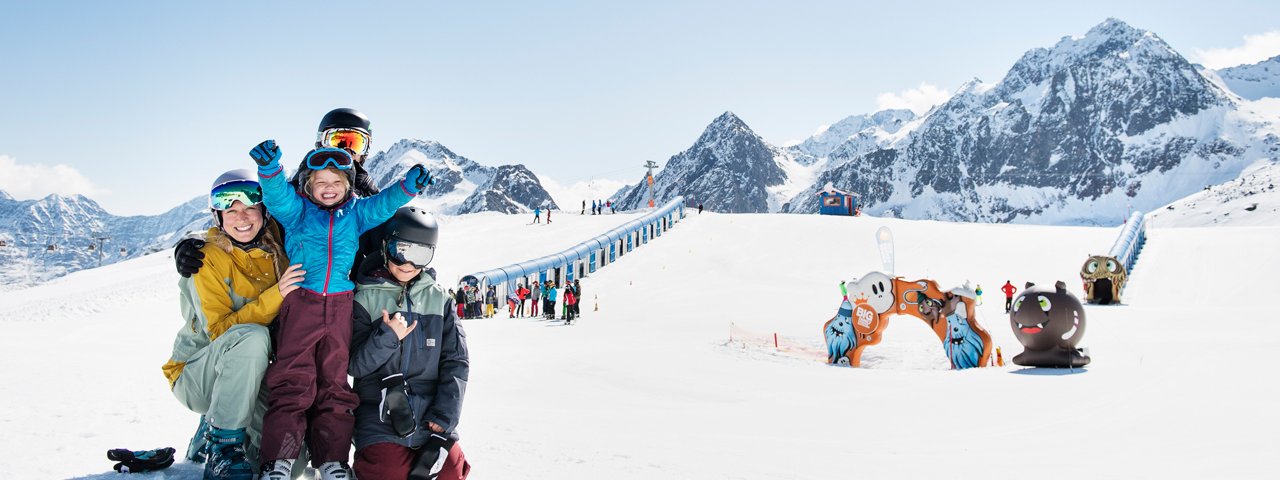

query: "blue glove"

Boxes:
[250, 140, 282, 168]
[404, 164, 433, 193]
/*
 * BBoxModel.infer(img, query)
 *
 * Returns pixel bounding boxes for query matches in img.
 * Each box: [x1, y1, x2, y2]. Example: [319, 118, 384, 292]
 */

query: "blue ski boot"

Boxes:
[187, 416, 211, 463]
[205, 427, 254, 480]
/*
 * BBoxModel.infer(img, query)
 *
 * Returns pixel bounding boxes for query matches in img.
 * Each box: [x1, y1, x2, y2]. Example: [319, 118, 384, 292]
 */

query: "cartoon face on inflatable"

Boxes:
[1080, 254, 1127, 304]
[845, 271, 895, 314]
[1010, 281, 1086, 351]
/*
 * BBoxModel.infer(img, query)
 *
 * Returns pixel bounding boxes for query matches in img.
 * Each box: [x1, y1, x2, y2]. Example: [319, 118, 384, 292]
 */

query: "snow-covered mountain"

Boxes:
[0, 192, 207, 290]
[788, 108, 918, 162]
[365, 139, 558, 215]
[1214, 55, 1280, 100]
[776, 18, 1280, 225]
[614, 112, 815, 213]
[1147, 159, 1280, 227]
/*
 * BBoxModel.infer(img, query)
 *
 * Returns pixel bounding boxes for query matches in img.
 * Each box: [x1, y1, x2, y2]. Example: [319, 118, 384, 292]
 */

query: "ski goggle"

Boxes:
[385, 237, 436, 268]
[209, 180, 263, 210]
[318, 128, 370, 156]
[304, 147, 355, 171]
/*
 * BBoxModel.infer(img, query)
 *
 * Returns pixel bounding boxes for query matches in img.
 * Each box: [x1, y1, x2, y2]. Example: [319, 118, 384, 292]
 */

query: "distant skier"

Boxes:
[563, 286, 577, 324]
[516, 283, 529, 317]
[698, 204, 703, 214]
[975, 284, 984, 305]
[581, 200, 586, 215]
[529, 280, 541, 317]
[572, 279, 582, 319]
[591, 200, 598, 215]
[1001, 280, 1018, 313]
[546, 208, 552, 224]
[532, 208, 541, 224]
[545, 281, 559, 319]
[507, 287, 519, 318]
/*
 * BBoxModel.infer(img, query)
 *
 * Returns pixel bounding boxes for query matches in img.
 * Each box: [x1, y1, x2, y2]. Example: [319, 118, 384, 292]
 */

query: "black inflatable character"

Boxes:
[1010, 281, 1090, 368]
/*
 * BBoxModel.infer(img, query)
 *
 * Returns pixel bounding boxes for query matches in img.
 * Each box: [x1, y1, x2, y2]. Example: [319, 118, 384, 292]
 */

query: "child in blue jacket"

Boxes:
[250, 140, 431, 480]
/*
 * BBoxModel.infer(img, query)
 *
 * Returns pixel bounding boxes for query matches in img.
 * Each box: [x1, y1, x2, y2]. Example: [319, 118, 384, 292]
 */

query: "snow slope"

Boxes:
[2, 213, 1277, 479]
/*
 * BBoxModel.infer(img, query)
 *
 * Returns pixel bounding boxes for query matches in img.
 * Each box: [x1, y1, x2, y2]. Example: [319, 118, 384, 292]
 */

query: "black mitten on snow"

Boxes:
[380, 373, 417, 437]
[174, 238, 206, 278]
[107, 447, 176, 473]
[409, 432, 458, 480]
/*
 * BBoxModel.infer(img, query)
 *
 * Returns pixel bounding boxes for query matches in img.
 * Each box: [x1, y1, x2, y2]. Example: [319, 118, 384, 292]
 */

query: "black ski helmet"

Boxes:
[317, 108, 371, 135]
[384, 205, 439, 247]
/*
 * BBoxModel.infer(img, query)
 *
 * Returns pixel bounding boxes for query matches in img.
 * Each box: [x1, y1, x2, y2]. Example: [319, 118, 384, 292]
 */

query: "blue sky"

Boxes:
[3, 0, 1279, 215]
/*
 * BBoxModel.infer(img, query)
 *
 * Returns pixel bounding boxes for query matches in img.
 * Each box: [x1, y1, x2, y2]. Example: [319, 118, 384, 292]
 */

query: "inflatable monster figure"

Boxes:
[1080, 255, 1126, 304]
[1010, 281, 1091, 368]
[822, 271, 992, 369]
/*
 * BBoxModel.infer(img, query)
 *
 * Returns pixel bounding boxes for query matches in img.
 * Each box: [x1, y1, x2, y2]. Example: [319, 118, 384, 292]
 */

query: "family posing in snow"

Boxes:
[162, 109, 471, 480]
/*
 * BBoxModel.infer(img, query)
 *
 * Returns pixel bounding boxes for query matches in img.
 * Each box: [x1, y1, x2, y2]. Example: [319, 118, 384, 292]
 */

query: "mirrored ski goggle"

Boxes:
[209, 180, 264, 210]
[304, 147, 355, 171]
[385, 238, 436, 268]
[318, 128, 370, 156]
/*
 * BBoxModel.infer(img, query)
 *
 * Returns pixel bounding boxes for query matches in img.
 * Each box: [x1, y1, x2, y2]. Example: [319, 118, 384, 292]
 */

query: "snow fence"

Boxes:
[463, 197, 686, 295]
[1109, 211, 1147, 275]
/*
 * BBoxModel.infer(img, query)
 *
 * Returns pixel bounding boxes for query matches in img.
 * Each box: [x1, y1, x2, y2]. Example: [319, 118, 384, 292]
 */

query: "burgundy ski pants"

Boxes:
[354, 442, 470, 480]
[260, 290, 359, 466]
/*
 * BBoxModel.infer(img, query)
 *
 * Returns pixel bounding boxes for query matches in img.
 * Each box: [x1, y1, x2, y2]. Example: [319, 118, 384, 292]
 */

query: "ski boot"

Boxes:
[206, 427, 254, 480]
[318, 461, 355, 480]
[259, 459, 294, 480]
[187, 416, 212, 463]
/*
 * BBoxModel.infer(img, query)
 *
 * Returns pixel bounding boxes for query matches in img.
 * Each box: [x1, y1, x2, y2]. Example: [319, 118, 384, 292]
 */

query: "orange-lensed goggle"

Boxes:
[318, 128, 370, 156]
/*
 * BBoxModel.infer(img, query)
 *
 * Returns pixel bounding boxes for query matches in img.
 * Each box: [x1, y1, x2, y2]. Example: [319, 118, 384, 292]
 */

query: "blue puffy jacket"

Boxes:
[258, 162, 416, 295]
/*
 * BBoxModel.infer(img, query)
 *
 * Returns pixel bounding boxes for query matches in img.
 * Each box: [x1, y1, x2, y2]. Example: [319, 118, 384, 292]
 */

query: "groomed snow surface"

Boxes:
[1, 211, 1277, 479]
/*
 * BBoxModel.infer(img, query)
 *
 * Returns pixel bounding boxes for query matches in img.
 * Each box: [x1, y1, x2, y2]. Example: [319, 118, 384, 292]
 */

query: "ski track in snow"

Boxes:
[2, 212, 1278, 479]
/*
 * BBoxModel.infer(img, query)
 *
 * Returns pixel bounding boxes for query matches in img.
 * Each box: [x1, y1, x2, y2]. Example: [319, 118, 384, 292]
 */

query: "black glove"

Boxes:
[174, 238, 206, 278]
[409, 432, 458, 480]
[107, 447, 176, 473]
[380, 373, 417, 438]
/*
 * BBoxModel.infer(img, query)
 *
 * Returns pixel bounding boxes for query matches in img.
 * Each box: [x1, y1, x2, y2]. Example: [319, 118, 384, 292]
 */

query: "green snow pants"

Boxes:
[173, 324, 270, 462]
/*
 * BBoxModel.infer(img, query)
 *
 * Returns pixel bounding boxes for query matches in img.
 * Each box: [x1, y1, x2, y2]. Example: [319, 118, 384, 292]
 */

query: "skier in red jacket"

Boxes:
[1001, 280, 1018, 314]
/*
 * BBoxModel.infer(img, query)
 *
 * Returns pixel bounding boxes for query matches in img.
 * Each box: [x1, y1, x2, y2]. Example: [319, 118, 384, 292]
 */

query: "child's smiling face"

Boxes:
[309, 168, 349, 207]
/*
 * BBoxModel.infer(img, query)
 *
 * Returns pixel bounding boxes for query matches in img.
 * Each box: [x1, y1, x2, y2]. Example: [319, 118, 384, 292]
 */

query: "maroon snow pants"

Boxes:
[260, 289, 359, 466]
[354, 442, 471, 480]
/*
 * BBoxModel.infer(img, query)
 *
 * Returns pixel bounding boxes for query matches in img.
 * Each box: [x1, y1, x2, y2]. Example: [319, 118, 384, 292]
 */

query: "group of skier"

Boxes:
[162, 109, 470, 480]
[504, 279, 583, 324]
[452, 284, 499, 319]
[589, 199, 616, 215]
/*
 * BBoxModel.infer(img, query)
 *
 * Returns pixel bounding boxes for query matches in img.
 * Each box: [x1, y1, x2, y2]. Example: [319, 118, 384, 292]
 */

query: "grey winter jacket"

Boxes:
[349, 265, 469, 449]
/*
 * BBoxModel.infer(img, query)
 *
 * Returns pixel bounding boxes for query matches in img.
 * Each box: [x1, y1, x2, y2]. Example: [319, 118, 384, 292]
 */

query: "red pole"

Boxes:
[774, 332, 779, 349]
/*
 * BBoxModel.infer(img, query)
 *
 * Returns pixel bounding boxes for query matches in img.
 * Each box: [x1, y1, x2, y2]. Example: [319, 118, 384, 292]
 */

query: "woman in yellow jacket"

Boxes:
[162, 169, 304, 480]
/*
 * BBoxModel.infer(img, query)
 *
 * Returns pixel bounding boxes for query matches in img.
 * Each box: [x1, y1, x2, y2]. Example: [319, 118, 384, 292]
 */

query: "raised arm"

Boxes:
[353, 164, 432, 233]
[250, 140, 305, 230]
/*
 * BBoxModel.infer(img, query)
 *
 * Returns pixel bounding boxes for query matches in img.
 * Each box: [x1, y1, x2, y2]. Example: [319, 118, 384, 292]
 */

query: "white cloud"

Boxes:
[0, 155, 110, 200]
[875, 83, 950, 115]
[1191, 31, 1280, 70]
